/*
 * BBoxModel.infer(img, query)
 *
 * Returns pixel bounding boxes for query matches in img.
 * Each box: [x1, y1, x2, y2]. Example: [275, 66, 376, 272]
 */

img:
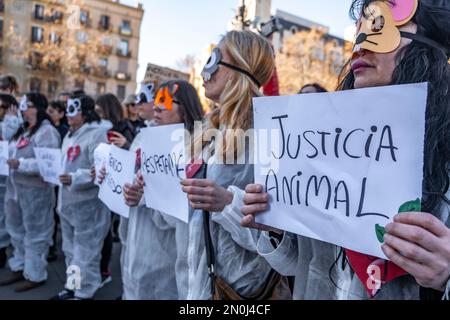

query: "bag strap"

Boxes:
[202, 163, 216, 297]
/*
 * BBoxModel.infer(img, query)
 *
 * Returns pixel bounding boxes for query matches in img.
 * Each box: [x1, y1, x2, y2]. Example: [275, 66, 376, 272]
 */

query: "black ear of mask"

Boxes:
[400, 32, 449, 59]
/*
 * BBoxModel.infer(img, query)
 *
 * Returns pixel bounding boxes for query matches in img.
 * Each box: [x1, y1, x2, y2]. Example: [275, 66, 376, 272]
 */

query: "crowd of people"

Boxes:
[0, 0, 448, 300]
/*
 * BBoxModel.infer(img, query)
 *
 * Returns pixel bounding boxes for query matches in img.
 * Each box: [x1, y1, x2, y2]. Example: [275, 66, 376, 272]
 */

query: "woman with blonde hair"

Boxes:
[181, 30, 290, 299]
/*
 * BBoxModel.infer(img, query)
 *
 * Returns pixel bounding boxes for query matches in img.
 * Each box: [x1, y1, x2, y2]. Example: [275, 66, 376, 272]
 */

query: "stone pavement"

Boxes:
[0, 238, 123, 300]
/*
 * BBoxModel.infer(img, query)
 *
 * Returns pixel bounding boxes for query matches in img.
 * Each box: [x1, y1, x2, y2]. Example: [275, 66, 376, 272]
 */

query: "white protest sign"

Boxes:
[253, 83, 427, 258]
[93, 143, 111, 186]
[34, 147, 63, 186]
[0, 141, 9, 176]
[140, 124, 188, 222]
[98, 144, 136, 218]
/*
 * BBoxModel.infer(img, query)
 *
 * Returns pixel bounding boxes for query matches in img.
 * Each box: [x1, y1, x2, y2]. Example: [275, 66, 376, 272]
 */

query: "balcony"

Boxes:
[115, 71, 131, 81]
[27, 60, 61, 74]
[92, 66, 110, 78]
[97, 44, 113, 56]
[44, 11, 64, 24]
[116, 49, 131, 58]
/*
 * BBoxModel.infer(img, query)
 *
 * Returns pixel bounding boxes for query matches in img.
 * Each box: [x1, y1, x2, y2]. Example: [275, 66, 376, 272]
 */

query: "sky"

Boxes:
[120, 0, 355, 83]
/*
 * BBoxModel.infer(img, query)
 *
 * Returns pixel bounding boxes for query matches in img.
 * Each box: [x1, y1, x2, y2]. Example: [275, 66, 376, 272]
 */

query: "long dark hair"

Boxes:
[0, 75, 19, 94]
[49, 100, 68, 126]
[96, 93, 124, 126]
[13, 93, 52, 140]
[73, 94, 101, 124]
[338, 0, 450, 216]
[158, 80, 204, 133]
[0, 94, 18, 110]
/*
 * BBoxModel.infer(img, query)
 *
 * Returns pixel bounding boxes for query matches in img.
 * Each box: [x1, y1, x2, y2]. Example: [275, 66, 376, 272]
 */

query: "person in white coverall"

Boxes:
[0, 93, 60, 292]
[51, 94, 110, 300]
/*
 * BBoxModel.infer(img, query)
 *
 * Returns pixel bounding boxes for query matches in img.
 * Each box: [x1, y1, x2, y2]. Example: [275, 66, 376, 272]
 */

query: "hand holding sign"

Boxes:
[181, 179, 234, 212]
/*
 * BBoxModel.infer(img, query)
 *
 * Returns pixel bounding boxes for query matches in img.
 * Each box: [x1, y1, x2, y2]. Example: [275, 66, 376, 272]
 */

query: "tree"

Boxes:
[276, 28, 352, 94]
[175, 54, 197, 73]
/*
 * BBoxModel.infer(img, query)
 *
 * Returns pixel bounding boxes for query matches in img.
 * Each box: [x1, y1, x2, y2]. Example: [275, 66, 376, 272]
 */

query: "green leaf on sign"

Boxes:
[375, 224, 386, 243]
[398, 198, 421, 213]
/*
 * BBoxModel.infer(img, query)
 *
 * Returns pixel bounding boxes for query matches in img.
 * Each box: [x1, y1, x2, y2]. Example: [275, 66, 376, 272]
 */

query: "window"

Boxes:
[117, 85, 126, 101]
[118, 39, 129, 56]
[49, 31, 60, 44]
[48, 80, 58, 95]
[0, 0, 4, 13]
[98, 58, 108, 68]
[118, 60, 128, 73]
[120, 20, 132, 36]
[100, 15, 110, 31]
[0, 20, 3, 39]
[34, 4, 45, 20]
[76, 31, 87, 43]
[31, 26, 44, 43]
[97, 82, 106, 95]
[30, 78, 42, 92]
[0, 47, 3, 66]
[80, 10, 90, 25]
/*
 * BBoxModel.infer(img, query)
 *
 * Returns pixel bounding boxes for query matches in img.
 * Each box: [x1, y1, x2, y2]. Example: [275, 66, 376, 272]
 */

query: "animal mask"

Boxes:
[136, 82, 156, 105]
[353, 0, 447, 58]
[66, 98, 82, 118]
[154, 84, 180, 111]
[201, 47, 261, 87]
[19, 95, 29, 112]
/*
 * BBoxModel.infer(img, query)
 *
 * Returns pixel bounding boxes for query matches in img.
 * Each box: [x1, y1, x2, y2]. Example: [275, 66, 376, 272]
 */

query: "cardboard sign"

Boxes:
[140, 124, 188, 222]
[98, 145, 136, 218]
[253, 83, 427, 258]
[34, 147, 63, 186]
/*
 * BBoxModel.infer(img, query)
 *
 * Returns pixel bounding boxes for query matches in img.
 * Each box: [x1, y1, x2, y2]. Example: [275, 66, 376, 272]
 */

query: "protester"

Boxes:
[0, 94, 19, 269]
[51, 95, 110, 300]
[47, 101, 69, 141]
[96, 93, 134, 150]
[180, 30, 292, 300]
[121, 80, 204, 299]
[0, 93, 60, 292]
[95, 93, 135, 284]
[240, 0, 450, 300]
[122, 94, 145, 136]
[0, 75, 19, 95]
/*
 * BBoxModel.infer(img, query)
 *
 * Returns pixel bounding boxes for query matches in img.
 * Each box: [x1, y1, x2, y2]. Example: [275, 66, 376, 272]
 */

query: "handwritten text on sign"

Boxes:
[34, 147, 63, 185]
[140, 124, 188, 222]
[98, 145, 136, 218]
[253, 83, 427, 258]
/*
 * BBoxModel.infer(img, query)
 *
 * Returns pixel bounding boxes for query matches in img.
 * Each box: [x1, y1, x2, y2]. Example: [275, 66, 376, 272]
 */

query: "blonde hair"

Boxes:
[197, 30, 274, 161]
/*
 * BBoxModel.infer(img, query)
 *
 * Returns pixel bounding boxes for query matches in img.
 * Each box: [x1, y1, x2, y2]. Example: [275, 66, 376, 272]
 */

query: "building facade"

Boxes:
[0, 0, 144, 100]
